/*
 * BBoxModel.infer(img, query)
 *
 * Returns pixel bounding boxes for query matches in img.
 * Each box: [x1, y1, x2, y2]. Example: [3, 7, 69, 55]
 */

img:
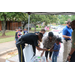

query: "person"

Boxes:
[35, 29, 46, 47]
[35, 29, 46, 36]
[17, 28, 22, 38]
[62, 21, 73, 62]
[23, 28, 28, 35]
[16, 33, 49, 62]
[15, 29, 18, 43]
[50, 38, 62, 62]
[67, 20, 75, 62]
[20, 29, 23, 35]
[41, 32, 57, 62]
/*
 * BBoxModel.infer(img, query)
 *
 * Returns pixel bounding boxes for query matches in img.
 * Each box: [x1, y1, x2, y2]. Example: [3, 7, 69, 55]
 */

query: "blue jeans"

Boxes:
[52, 54, 57, 62]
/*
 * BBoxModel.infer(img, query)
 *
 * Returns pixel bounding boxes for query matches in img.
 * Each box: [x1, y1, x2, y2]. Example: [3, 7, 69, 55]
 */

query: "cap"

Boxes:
[48, 32, 54, 37]
[56, 38, 63, 43]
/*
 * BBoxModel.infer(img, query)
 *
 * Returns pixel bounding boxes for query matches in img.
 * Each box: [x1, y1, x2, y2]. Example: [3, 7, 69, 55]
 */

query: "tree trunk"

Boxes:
[2, 15, 6, 36]
[2, 21, 6, 36]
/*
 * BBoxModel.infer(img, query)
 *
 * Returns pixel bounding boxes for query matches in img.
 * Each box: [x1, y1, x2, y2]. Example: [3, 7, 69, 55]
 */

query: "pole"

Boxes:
[28, 15, 30, 33]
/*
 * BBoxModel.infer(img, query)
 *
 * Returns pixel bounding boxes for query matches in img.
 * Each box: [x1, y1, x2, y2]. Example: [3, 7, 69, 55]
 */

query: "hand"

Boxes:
[50, 49, 53, 52]
[69, 37, 71, 39]
[67, 56, 71, 62]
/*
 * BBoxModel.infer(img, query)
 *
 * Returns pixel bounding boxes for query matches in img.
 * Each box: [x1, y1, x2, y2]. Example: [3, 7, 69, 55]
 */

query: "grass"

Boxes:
[0, 37, 15, 43]
[0, 28, 52, 43]
[0, 31, 15, 36]
[0, 31, 15, 43]
[31, 28, 42, 31]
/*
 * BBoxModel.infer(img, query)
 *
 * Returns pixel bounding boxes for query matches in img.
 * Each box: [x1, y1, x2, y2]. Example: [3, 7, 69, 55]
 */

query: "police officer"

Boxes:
[67, 20, 75, 62]
[62, 21, 73, 62]
[16, 33, 48, 62]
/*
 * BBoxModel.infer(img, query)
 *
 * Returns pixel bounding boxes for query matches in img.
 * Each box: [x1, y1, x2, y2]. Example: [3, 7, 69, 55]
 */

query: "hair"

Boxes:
[67, 21, 71, 24]
[56, 38, 62, 43]
[71, 20, 75, 26]
[15, 29, 18, 31]
[48, 32, 54, 37]
[39, 33, 43, 38]
[41, 29, 46, 32]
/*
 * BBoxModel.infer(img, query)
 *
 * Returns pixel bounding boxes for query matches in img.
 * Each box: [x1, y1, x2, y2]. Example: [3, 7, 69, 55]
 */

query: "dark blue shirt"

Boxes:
[24, 31, 28, 34]
[53, 43, 60, 56]
[63, 26, 73, 40]
[21, 33, 39, 46]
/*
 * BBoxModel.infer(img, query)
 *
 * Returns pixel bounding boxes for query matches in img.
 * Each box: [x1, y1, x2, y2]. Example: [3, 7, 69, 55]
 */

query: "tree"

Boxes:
[0, 12, 28, 36]
[70, 15, 75, 21]
[30, 14, 46, 31]
[57, 15, 70, 24]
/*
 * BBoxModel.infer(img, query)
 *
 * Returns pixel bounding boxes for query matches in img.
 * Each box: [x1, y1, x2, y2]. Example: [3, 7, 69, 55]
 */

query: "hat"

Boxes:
[56, 38, 63, 43]
[48, 32, 54, 37]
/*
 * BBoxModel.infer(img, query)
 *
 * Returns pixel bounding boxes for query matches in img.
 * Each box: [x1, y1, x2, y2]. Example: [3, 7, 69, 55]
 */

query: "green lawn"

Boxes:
[0, 31, 15, 36]
[0, 31, 15, 43]
[31, 28, 42, 31]
[0, 37, 15, 43]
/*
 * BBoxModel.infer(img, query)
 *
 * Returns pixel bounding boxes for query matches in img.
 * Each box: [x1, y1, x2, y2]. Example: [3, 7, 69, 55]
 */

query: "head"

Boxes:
[18, 28, 21, 31]
[71, 20, 75, 30]
[56, 38, 62, 44]
[38, 33, 43, 42]
[20, 29, 22, 32]
[66, 21, 71, 28]
[40, 29, 46, 34]
[48, 32, 54, 40]
[24, 28, 27, 31]
[15, 29, 18, 32]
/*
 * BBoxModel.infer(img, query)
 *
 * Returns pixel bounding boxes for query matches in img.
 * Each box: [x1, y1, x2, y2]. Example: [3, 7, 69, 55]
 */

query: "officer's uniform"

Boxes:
[16, 33, 39, 62]
[70, 29, 75, 62]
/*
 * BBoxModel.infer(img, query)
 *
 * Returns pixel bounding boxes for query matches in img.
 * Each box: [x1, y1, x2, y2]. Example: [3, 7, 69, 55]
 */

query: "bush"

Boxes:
[36, 25, 38, 28]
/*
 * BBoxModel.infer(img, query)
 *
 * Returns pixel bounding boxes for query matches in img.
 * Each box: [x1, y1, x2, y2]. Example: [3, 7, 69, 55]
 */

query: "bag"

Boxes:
[23, 44, 34, 62]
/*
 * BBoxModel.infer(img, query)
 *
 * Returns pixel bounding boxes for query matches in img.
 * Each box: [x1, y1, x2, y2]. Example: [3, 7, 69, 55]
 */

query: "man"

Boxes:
[16, 33, 48, 62]
[23, 28, 28, 35]
[35, 29, 46, 36]
[62, 21, 73, 62]
[41, 32, 57, 62]
[67, 20, 75, 62]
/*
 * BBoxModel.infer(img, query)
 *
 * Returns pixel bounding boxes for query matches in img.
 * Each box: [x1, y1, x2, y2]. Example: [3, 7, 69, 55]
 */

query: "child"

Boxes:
[50, 38, 62, 62]
[17, 29, 23, 38]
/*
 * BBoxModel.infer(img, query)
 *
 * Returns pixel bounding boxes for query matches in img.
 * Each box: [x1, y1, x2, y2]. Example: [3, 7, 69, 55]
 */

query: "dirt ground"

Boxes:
[0, 50, 18, 59]
[0, 36, 14, 38]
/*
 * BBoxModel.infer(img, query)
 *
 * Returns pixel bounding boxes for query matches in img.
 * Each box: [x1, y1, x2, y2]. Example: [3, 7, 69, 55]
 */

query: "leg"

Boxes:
[49, 51, 52, 60]
[54, 55, 57, 62]
[67, 40, 71, 58]
[32, 45, 36, 56]
[63, 40, 68, 62]
[16, 44, 25, 62]
[45, 51, 48, 62]
[16, 44, 21, 62]
[52, 54, 54, 62]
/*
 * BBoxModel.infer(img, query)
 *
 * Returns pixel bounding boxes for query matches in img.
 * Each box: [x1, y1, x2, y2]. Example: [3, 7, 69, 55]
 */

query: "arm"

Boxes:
[50, 49, 59, 52]
[62, 35, 71, 39]
[69, 48, 75, 55]
[36, 46, 48, 51]
[17, 32, 21, 36]
[41, 51, 44, 57]
[67, 48, 75, 62]
[62, 28, 71, 39]
[50, 45, 54, 50]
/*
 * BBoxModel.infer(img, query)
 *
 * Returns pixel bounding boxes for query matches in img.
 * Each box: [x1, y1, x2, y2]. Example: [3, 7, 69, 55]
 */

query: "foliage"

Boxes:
[0, 12, 28, 36]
